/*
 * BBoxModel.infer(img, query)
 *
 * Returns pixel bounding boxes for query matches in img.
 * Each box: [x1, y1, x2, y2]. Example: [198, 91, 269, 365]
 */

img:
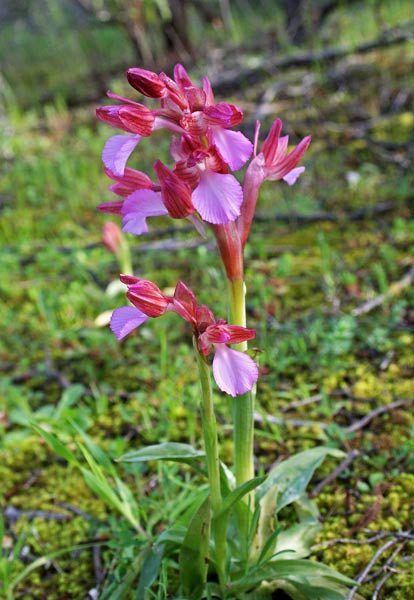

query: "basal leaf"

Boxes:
[229, 558, 354, 595]
[135, 544, 165, 600]
[257, 447, 344, 512]
[119, 442, 205, 464]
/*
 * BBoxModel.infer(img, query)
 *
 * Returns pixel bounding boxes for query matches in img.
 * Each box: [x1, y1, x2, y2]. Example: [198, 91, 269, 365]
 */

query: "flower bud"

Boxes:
[127, 68, 166, 97]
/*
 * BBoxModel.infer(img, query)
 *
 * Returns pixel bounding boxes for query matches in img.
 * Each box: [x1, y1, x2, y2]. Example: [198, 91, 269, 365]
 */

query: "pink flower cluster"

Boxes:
[96, 64, 311, 238]
[98, 64, 312, 395]
[111, 277, 259, 397]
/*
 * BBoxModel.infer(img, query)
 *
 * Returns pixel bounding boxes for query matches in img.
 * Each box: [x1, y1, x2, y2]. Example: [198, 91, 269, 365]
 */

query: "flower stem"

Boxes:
[194, 337, 227, 587]
[228, 279, 255, 553]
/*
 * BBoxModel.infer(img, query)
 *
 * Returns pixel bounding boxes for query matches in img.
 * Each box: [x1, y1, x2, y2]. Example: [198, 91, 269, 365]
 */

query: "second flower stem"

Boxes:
[228, 278, 255, 553]
[194, 337, 227, 587]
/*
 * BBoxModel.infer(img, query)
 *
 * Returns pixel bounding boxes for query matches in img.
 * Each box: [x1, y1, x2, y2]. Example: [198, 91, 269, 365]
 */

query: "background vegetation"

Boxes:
[0, 0, 413, 598]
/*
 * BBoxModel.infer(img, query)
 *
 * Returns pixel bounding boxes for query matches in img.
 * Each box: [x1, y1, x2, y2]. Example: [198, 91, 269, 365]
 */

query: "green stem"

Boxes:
[228, 279, 255, 553]
[194, 338, 227, 587]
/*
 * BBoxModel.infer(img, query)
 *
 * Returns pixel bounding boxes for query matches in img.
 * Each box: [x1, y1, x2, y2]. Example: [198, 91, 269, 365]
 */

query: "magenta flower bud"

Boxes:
[127, 68, 166, 98]
[102, 222, 123, 255]
[154, 160, 194, 219]
[123, 277, 170, 318]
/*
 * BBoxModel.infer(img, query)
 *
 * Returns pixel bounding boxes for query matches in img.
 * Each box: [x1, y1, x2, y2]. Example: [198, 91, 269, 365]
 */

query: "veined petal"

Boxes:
[106, 167, 154, 197]
[97, 200, 124, 214]
[204, 102, 243, 127]
[174, 63, 193, 90]
[266, 135, 311, 181]
[126, 280, 170, 317]
[96, 106, 129, 131]
[122, 189, 168, 235]
[261, 118, 282, 164]
[205, 323, 256, 345]
[192, 171, 243, 225]
[212, 345, 258, 397]
[283, 166, 306, 186]
[172, 280, 198, 324]
[110, 306, 148, 340]
[154, 160, 194, 219]
[211, 128, 253, 171]
[118, 105, 155, 136]
[102, 135, 141, 176]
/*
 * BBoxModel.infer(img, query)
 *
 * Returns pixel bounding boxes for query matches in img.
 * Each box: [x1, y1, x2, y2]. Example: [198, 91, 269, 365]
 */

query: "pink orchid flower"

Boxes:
[238, 119, 311, 247]
[97, 64, 253, 226]
[110, 277, 258, 397]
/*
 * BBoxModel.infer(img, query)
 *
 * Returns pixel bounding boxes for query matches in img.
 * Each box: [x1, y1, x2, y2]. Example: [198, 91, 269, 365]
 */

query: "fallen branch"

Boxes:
[312, 530, 414, 552]
[254, 200, 397, 225]
[344, 398, 411, 434]
[310, 449, 360, 497]
[351, 264, 414, 317]
[4, 506, 70, 525]
[347, 537, 401, 600]
[212, 22, 414, 93]
[254, 411, 327, 430]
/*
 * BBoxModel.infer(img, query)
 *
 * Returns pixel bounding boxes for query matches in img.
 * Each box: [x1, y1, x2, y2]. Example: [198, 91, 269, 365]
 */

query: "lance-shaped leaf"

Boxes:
[213, 476, 265, 521]
[136, 544, 165, 600]
[118, 442, 205, 464]
[229, 558, 355, 596]
[179, 497, 211, 600]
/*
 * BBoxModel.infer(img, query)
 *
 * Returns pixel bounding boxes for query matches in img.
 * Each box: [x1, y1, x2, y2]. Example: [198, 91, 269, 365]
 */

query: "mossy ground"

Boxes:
[1, 2, 413, 598]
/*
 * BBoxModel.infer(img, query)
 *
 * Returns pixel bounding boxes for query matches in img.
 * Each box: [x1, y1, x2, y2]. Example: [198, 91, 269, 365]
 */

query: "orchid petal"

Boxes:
[212, 345, 258, 397]
[192, 172, 243, 225]
[211, 128, 253, 171]
[122, 189, 168, 235]
[110, 306, 148, 340]
[102, 135, 141, 176]
[283, 166, 306, 186]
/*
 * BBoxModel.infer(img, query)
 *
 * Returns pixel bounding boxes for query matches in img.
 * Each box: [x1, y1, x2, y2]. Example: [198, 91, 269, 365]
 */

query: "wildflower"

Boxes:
[238, 119, 311, 247]
[111, 278, 258, 397]
[97, 63, 253, 227]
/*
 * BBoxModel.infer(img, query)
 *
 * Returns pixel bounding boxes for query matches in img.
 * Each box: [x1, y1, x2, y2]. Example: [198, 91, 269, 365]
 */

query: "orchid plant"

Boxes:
[92, 65, 354, 598]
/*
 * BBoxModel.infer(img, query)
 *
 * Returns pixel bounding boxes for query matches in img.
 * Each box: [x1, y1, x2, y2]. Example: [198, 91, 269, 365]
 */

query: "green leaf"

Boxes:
[229, 558, 354, 595]
[179, 497, 211, 600]
[99, 555, 142, 600]
[119, 442, 205, 464]
[156, 526, 187, 546]
[54, 384, 85, 420]
[70, 419, 116, 475]
[213, 476, 265, 521]
[135, 544, 165, 600]
[31, 424, 78, 466]
[274, 521, 321, 560]
[257, 447, 344, 512]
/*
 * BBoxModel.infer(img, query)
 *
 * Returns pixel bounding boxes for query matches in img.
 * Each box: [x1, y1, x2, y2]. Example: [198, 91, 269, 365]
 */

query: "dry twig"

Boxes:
[310, 449, 360, 497]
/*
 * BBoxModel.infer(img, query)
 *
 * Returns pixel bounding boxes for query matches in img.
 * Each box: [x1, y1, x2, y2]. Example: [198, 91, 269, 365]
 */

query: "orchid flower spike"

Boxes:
[97, 63, 254, 231]
[110, 277, 258, 397]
